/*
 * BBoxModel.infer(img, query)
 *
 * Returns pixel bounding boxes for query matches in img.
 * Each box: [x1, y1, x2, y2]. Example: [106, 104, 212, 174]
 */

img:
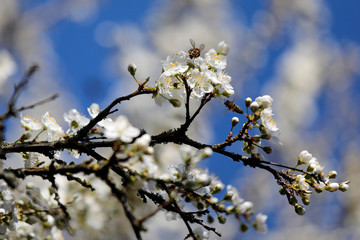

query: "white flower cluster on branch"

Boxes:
[0, 40, 349, 240]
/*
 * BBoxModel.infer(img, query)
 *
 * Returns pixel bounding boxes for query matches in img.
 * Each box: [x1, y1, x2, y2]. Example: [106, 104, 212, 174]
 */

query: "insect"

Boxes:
[224, 99, 243, 114]
[188, 39, 205, 59]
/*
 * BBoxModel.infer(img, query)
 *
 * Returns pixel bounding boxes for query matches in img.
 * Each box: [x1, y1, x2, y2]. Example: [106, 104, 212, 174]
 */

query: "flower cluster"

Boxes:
[296, 150, 349, 193]
[279, 150, 350, 215]
[155, 41, 234, 107]
[154, 146, 268, 235]
[19, 104, 142, 162]
[238, 95, 281, 158]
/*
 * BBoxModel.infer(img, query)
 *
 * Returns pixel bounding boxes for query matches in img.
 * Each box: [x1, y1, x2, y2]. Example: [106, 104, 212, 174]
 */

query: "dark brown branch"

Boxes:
[72, 84, 155, 142]
[179, 93, 212, 134]
[103, 177, 144, 240]
[212, 119, 252, 150]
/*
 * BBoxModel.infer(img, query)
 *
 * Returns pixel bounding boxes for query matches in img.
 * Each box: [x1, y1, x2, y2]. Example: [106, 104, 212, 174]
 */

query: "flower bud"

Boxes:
[260, 95, 273, 109]
[252, 135, 261, 143]
[217, 204, 226, 212]
[250, 101, 259, 112]
[279, 187, 286, 195]
[169, 99, 181, 108]
[245, 97, 252, 107]
[217, 41, 230, 55]
[231, 117, 239, 128]
[127, 63, 137, 76]
[217, 215, 226, 224]
[197, 202, 204, 210]
[207, 215, 214, 224]
[226, 205, 234, 213]
[222, 89, 234, 98]
[202, 147, 213, 158]
[339, 181, 350, 192]
[240, 223, 249, 233]
[294, 204, 306, 215]
[289, 195, 297, 206]
[326, 182, 339, 192]
[328, 170, 337, 179]
[263, 146, 272, 154]
[302, 197, 310, 206]
[21, 131, 32, 140]
[298, 150, 312, 165]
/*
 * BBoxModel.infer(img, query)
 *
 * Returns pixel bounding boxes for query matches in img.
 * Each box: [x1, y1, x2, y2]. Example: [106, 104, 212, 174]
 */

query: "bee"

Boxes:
[224, 99, 243, 114]
[188, 39, 205, 59]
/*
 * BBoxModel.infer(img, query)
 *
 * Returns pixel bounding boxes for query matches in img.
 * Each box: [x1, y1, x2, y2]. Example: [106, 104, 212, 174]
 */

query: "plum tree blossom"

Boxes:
[103, 115, 140, 142]
[64, 109, 90, 132]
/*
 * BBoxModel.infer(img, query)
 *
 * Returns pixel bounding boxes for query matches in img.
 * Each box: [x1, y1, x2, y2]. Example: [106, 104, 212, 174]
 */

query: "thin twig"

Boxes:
[16, 93, 60, 112]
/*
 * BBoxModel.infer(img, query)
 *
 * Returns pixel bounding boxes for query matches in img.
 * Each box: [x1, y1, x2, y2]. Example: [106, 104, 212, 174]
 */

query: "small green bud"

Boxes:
[294, 204, 306, 215]
[289, 195, 297, 206]
[217, 204, 226, 212]
[218, 215, 226, 224]
[240, 223, 249, 233]
[252, 135, 261, 143]
[207, 215, 214, 224]
[263, 146, 272, 154]
[197, 202, 204, 210]
[21, 131, 32, 140]
[279, 187, 286, 195]
[302, 197, 310, 206]
[169, 99, 181, 108]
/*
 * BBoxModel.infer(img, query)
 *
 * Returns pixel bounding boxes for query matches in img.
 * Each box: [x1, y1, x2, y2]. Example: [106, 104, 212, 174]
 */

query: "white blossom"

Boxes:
[161, 51, 188, 76]
[42, 112, 64, 141]
[103, 115, 140, 142]
[20, 115, 42, 131]
[307, 157, 324, 174]
[214, 71, 234, 100]
[156, 73, 186, 103]
[24, 152, 40, 168]
[64, 109, 90, 132]
[260, 108, 279, 133]
[298, 150, 313, 164]
[255, 95, 273, 109]
[134, 134, 151, 150]
[87, 103, 101, 118]
[225, 185, 244, 205]
[193, 227, 210, 239]
[297, 175, 309, 191]
[187, 69, 216, 99]
[254, 213, 268, 233]
[217, 41, 230, 55]
[205, 48, 227, 70]
[235, 201, 254, 214]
